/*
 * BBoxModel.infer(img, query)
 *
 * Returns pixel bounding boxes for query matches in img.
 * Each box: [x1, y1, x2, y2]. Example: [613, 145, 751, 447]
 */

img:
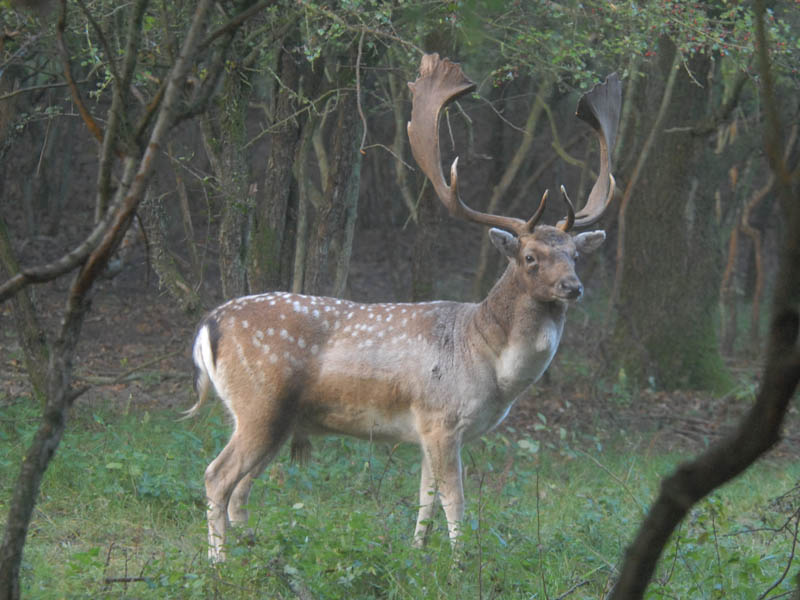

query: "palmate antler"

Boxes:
[407, 53, 621, 234]
[559, 71, 621, 230]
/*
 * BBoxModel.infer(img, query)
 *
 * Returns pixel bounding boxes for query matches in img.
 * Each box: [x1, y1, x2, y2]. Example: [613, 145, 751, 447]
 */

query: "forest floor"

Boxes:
[1, 203, 799, 463]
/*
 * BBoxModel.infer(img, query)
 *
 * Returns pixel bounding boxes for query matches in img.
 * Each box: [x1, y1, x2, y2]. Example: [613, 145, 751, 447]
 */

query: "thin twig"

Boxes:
[757, 509, 800, 600]
[56, 0, 105, 144]
[356, 28, 368, 155]
[536, 471, 550, 600]
[579, 450, 645, 514]
[361, 144, 415, 170]
[553, 579, 590, 600]
[92, 350, 186, 385]
[104, 577, 149, 584]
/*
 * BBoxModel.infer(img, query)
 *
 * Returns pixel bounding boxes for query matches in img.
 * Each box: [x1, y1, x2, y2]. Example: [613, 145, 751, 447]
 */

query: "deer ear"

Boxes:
[574, 230, 605, 254]
[489, 228, 519, 258]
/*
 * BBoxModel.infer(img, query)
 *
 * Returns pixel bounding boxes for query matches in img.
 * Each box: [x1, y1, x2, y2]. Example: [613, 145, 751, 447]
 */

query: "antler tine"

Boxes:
[557, 186, 575, 232]
[408, 54, 531, 236]
[558, 72, 622, 231]
[523, 189, 549, 233]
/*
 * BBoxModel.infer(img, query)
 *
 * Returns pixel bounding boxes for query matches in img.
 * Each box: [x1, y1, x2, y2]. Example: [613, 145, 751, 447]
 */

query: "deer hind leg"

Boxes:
[227, 451, 276, 529]
[205, 426, 287, 561]
[419, 432, 464, 547]
[413, 451, 437, 547]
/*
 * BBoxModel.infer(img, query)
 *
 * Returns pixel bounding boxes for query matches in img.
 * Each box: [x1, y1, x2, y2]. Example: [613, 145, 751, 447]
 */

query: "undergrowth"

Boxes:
[1, 396, 799, 599]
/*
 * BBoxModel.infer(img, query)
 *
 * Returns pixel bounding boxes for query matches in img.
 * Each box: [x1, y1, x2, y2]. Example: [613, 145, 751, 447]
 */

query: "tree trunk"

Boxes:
[302, 89, 362, 296]
[0, 217, 49, 402]
[209, 65, 253, 299]
[248, 43, 316, 293]
[0, 66, 49, 403]
[411, 182, 440, 301]
[0, 295, 89, 600]
[139, 189, 202, 313]
[609, 39, 731, 393]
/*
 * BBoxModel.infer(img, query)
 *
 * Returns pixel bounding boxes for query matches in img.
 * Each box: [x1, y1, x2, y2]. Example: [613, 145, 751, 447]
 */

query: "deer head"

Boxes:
[407, 54, 621, 302]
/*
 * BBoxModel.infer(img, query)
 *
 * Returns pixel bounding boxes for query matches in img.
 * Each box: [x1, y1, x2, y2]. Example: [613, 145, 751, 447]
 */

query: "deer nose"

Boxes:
[558, 278, 584, 300]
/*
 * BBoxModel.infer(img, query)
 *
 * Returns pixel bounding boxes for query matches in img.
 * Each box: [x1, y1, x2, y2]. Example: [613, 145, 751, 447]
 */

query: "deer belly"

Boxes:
[299, 375, 419, 443]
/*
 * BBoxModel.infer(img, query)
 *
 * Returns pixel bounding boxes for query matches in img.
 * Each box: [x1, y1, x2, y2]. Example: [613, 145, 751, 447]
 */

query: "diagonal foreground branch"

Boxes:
[608, 3, 800, 598]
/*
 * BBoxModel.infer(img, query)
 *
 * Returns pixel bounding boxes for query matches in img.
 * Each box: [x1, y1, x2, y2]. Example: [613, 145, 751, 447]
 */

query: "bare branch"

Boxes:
[0, 196, 124, 303]
[56, 0, 104, 145]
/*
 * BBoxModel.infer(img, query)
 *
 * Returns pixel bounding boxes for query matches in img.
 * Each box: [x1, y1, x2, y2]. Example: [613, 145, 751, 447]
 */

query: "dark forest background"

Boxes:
[1, 1, 799, 597]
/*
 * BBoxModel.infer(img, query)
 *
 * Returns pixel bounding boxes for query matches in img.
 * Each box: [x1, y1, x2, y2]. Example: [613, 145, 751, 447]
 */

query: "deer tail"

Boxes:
[181, 320, 219, 420]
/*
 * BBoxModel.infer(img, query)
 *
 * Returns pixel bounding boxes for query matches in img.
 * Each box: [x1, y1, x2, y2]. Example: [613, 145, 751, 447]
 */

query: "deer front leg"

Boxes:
[420, 432, 464, 546]
[413, 451, 437, 547]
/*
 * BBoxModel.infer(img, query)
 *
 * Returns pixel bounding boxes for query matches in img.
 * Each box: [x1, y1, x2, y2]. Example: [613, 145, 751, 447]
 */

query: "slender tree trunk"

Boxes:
[0, 293, 89, 600]
[0, 217, 49, 402]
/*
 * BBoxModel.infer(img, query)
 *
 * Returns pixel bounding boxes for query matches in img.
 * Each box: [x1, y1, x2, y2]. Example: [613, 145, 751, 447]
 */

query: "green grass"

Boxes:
[1, 397, 799, 599]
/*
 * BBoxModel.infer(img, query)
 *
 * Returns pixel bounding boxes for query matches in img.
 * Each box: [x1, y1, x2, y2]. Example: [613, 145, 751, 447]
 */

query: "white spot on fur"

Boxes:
[298, 337, 306, 349]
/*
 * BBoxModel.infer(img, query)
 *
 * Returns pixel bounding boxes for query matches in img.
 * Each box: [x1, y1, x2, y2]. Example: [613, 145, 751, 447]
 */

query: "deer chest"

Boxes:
[495, 318, 562, 398]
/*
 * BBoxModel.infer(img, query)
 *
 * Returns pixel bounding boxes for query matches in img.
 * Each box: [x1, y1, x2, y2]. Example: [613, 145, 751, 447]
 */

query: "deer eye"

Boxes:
[525, 254, 536, 265]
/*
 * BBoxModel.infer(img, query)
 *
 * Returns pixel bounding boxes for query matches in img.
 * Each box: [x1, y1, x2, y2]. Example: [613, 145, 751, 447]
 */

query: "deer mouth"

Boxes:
[555, 281, 584, 301]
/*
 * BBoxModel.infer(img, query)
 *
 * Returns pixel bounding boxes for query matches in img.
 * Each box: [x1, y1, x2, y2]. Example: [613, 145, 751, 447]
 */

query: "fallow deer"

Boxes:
[189, 53, 621, 561]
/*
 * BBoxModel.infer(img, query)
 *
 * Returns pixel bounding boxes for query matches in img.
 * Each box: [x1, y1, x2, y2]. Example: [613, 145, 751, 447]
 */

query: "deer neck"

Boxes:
[471, 264, 567, 396]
